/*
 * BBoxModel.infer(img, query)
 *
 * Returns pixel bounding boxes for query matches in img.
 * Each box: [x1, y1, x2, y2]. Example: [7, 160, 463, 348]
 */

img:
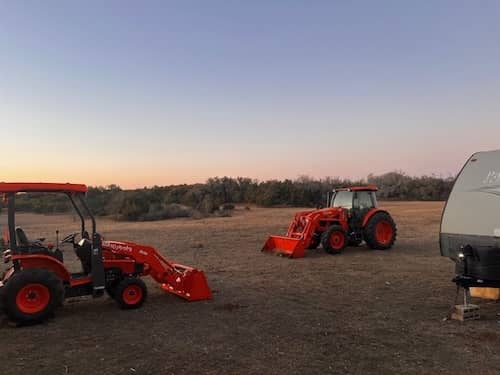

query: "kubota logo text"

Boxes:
[103, 241, 133, 252]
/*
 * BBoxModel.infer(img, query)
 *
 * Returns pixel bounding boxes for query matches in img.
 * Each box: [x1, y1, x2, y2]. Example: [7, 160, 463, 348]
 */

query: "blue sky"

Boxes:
[1, 1, 499, 187]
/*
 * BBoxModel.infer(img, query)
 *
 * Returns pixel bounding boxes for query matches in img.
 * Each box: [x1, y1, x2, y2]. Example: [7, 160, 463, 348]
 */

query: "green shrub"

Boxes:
[7, 172, 454, 221]
[139, 203, 192, 221]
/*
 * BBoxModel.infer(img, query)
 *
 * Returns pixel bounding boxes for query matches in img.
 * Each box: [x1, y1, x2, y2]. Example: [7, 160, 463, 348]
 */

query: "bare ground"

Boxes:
[1, 202, 499, 375]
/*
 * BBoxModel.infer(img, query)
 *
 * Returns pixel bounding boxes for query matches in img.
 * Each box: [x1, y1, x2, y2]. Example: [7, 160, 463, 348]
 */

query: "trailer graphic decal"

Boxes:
[470, 184, 500, 197]
[483, 170, 500, 185]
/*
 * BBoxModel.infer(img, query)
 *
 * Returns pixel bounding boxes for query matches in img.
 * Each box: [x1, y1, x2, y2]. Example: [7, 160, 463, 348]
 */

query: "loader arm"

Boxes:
[102, 240, 212, 301]
[262, 208, 348, 258]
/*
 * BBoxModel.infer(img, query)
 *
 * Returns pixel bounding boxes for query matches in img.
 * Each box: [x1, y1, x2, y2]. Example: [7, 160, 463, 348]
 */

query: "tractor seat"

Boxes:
[15, 227, 63, 262]
[15, 227, 30, 246]
[75, 238, 92, 274]
[15, 227, 45, 247]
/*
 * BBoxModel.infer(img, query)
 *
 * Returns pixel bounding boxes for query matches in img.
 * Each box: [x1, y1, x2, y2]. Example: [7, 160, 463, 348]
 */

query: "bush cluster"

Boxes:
[0, 172, 454, 221]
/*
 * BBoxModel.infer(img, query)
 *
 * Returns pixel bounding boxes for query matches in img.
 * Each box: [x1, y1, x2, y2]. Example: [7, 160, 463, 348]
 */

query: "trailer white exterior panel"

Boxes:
[441, 150, 500, 238]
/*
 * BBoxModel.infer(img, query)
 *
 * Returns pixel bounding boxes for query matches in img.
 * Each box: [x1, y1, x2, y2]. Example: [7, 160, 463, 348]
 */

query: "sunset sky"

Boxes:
[1, 1, 499, 188]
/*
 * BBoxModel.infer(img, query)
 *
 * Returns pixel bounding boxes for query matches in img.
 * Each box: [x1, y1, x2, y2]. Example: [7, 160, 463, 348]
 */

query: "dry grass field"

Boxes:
[1, 202, 500, 374]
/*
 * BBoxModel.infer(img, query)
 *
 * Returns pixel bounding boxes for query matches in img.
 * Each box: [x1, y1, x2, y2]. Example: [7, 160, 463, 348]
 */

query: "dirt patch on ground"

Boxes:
[1, 202, 500, 374]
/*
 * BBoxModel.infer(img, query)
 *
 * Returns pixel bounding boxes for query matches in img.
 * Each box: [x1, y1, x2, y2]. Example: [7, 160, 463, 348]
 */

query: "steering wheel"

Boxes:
[61, 232, 79, 245]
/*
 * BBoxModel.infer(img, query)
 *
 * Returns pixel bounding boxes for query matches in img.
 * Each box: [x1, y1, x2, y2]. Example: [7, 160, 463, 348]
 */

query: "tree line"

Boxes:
[0, 172, 454, 221]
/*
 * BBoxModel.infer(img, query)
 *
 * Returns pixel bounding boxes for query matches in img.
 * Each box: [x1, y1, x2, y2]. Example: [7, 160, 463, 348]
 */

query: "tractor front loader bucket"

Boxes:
[261, 235, 307, 258]
[161, 263, 212, 301]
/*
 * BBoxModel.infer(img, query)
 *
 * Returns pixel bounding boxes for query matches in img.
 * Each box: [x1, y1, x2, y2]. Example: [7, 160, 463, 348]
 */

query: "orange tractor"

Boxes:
[0, 183, 211, 324]
[262, 186, 397, 258]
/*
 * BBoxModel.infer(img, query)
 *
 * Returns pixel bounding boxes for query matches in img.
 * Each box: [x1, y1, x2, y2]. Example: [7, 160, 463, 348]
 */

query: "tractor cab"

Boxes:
[328, 186, 379, 227]
[328, 185, 378, 211]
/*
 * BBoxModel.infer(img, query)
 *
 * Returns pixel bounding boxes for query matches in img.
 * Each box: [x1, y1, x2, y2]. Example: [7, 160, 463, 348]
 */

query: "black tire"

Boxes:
[321, 225, 347, 254]
[106, 285, 117, 299]
[105, 270, 123, 299]
[114, 277, 147, 310]
[307, 234, 321, 249]
[363, 212, 397, 250]
[2, 268, 64, 324]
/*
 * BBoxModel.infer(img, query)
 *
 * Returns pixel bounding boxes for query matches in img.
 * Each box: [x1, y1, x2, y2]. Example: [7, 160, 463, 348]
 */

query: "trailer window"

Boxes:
[332, 191, 353, 209]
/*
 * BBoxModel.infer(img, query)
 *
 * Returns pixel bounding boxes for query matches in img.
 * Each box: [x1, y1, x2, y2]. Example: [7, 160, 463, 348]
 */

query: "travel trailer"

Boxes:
[440, 150, 500, 289]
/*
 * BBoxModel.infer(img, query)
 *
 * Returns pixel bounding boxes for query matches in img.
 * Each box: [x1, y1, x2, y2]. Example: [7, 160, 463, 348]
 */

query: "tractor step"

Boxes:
[450, 304, 480, 322]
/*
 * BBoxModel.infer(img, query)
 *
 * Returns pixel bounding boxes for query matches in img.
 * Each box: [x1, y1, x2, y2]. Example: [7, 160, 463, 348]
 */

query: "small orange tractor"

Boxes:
[0, 183, 211, 324]
[262, 186, 397, 258]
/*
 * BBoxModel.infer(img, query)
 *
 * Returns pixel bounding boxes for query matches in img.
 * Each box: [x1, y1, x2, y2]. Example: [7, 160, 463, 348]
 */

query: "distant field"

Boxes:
[1, 202, 500, 375]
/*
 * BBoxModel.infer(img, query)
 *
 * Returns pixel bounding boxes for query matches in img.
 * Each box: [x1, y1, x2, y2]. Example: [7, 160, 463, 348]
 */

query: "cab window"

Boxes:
[355, 191, 375, 210]
[331, 191, 353, 209]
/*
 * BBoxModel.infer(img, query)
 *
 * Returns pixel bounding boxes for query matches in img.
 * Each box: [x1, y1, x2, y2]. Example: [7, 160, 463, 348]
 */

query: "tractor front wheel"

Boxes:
[106, 285, 117, 299]
[321, 225, 347, 254]
[2, 268, 64, 324]
[364, 212, 397, 250]
[114, 277, 147, 310]
[307, 233, 321, 249]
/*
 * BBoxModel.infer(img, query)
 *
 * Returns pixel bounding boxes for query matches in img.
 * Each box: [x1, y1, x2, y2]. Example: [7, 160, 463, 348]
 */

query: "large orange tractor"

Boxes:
[0, 183, 212, 324]
[262, 186, 397, 258]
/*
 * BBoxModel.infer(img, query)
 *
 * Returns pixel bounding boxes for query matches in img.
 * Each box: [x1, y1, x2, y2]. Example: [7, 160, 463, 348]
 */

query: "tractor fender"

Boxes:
[11, 254, 71, 283]
[361, 208, 390, 228]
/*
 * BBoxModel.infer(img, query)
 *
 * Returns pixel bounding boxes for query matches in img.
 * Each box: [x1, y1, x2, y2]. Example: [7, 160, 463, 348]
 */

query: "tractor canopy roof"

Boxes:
[334, 185, 378, 192]
[0, 182, 88, 194]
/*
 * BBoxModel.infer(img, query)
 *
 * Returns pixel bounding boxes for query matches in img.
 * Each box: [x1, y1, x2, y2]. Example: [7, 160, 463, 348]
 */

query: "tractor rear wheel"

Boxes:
[321, 225, 347, 254]
[364, 212, 397, 250]
[114, 277, 147, 310]
[2, 268, 64, 324]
